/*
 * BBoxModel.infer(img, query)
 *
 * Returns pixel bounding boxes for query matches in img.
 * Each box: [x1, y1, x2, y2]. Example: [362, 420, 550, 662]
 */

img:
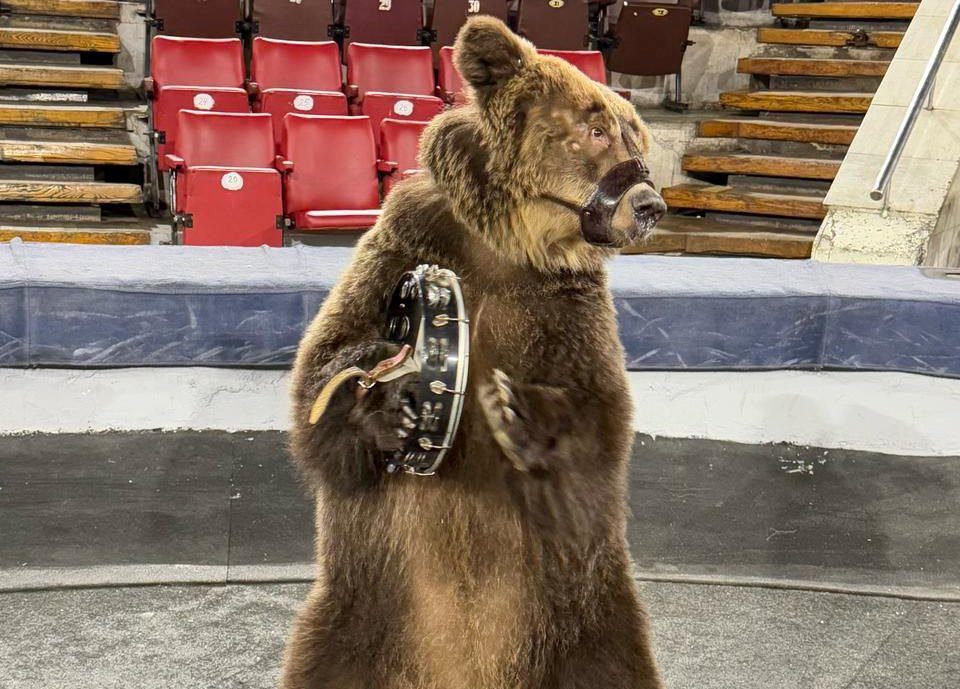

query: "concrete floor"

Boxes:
[1, 581, 958, 689]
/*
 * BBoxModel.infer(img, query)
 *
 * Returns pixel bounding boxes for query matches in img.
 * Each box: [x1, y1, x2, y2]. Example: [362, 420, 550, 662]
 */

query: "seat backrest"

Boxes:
[429, 0, 509, 49]
[153, 0, 242, 38]
[516, 0, 590, 50]
[342, 0, 423, 47]
[538, 49, 606, 83]
[347, 43, 435, 98]
[252, 0, 336, 41]
[151, 36, 244, 89]
[606, 1, 691, 76]
[437, 45, 466, 103]
[175, 111, 276, 169]
[281, 115, 380, 213]
[251, 37, 342, 91]
[380, 118, 427, 170]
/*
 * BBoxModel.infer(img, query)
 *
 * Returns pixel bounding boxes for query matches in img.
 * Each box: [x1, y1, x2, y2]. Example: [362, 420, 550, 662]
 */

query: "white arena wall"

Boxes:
[1, 367, 957, 457]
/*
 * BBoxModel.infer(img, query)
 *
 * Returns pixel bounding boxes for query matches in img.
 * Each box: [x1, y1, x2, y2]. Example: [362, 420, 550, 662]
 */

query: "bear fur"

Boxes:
[282, 17, 664, 689]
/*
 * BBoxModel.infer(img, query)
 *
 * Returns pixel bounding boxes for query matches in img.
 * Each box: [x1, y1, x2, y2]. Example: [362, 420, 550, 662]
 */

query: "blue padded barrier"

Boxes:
[1, 239, 958, 377]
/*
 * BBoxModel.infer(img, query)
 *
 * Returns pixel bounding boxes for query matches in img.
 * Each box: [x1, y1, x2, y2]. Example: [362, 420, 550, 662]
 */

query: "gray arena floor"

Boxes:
[2, 581, 958, 689]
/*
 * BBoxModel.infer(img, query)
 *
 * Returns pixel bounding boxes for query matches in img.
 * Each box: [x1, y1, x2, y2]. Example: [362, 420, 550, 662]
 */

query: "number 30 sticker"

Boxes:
[221, 172, 244, 191]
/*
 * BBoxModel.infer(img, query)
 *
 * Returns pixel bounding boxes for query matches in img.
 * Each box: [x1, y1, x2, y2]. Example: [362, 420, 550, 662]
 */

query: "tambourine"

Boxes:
[382, 264, 469, 475]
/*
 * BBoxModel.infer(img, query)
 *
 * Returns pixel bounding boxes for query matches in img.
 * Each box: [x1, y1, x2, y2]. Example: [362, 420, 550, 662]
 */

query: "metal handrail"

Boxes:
[870, 0, 960, 206]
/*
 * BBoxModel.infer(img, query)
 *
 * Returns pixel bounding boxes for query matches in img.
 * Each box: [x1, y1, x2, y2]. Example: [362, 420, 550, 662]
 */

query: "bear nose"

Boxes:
[631, 185, 667, 227]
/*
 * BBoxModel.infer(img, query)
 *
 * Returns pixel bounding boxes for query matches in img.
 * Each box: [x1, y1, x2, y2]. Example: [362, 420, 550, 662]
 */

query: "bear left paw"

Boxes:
[479, 369, 552, 473]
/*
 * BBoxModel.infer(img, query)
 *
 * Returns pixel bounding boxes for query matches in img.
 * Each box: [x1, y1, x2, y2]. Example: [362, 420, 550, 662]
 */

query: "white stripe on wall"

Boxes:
[0, 368, 957, 456]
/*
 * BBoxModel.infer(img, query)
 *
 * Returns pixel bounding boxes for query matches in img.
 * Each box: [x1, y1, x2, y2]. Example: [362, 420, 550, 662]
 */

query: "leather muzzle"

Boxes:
[579, 158, 653, 246]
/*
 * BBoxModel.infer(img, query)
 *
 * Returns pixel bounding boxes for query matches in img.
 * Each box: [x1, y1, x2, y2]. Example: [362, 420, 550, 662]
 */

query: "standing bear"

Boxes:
[283, 16, 667, 689]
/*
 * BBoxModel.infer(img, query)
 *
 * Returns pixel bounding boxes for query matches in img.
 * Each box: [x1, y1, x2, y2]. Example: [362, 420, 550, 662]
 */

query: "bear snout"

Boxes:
[610, 184, 666, 245]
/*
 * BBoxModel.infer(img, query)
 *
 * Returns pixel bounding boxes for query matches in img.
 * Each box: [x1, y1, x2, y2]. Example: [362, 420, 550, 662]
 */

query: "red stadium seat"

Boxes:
[252, 0, 336, 41]
[538, 49, 606, 83]
[250, 37, 348, 146]
[279, 115, 381, 231]
[152, 0, 242, 38]
[516, 0, 590, 50]
[165, 111, 283, 247]
[342, 0, 424, 48]
[346, 43, 444, 140]
[378, 119, 428, 195]
[437, 45, 466, 105]
[149, 36, 248, 171]
[361, 93, 443, 142]
[427, 0, 509, 53]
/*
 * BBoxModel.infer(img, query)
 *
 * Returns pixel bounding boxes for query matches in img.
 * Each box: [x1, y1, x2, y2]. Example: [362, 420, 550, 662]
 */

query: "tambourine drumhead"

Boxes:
[383, 265, 469, 475]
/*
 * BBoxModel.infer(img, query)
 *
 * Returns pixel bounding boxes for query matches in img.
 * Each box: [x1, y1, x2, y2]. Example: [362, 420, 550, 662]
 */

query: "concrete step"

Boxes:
[0, 26, 119, 53]
[720, 90, 873, 113]
[771, 2, 918, 20]
[738, 56, 889, 78]
[0, 103, 126, 128]
[662, 182, 827, 219]
[0, 203, 100, 222]
[1, 0, 120, 19]
[0, 179, 141, 203]
[0, 62, 124, 90]
[0, 221, 150, 244]
[698, 117, 860, 145]
[757, 27, 904, 49]
[0, 137, 137, 165]
[682, 152, 841, 180]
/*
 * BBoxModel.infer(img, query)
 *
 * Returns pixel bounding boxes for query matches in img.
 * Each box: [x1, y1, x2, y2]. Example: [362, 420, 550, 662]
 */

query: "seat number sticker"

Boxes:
[221, 172, 244, 191]
[293, 94, 315, 111]
[652, 7, 668, 15]
[379, 0, 391, 10]
[549, 0, 564, 7]
[193, 93, 215, 110]
[393, 100, 414, 116]
[467, 0, 480, 11]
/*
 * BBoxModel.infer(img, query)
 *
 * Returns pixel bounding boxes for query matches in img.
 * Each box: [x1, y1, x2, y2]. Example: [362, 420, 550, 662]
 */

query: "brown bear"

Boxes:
[283, 16, 667, 689]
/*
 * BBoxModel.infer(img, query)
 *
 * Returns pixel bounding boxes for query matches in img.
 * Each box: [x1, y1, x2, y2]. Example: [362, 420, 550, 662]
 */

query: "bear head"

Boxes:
[420, 16, 666, 273]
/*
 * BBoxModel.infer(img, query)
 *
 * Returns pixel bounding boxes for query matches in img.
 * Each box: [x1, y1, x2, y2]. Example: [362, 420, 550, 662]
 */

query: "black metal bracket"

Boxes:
[154, 130, 166, 144]
[329, 24, 348, 40]
[276, 215, 286, 230]
[418, 27, 438, 45]
[176, 213, 194, 229]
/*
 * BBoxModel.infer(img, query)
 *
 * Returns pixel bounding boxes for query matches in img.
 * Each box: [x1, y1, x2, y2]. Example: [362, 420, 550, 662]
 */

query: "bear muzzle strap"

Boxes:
[539, 158, 653, 246]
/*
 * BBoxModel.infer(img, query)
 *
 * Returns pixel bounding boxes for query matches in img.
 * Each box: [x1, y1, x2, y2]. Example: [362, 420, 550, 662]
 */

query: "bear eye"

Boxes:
[590, 127, 605, 139]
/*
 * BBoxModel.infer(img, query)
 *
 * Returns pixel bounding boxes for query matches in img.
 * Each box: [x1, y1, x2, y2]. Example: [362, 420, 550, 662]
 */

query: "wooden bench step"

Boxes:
[0, 104, 125, 128]
[698, 118, 859, 145]
[757, 27, 904, 49]
[771, 2, 918, 20]
[0, 223, 150, 245]
[682, 152, 841, 180]
[720, 90, 873, 113]
[1, 0, 120, 19]
[738, 57, 889, 78]
[624, 216, 814, 258]
[0, 180, 142, 204]
[0, 27, 120, 53]
[0, 139, 137, 165]
[0, 63, 124, 90]
[662, 183, 827, 220]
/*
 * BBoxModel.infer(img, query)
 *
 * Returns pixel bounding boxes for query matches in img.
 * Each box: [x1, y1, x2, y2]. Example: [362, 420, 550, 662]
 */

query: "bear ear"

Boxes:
[454, 16, 531, 102]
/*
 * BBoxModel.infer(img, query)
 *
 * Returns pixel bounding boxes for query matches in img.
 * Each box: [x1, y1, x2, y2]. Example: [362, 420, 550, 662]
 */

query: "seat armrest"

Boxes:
[275, 156, 294, 173]
[142, 76, 154, 98]
[377, 159, 398, 173]
[346, 84, 359, 100]
[245, 80, 261, 98]
[399, 168, 423, 180]
[164, 153, 185, 170]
